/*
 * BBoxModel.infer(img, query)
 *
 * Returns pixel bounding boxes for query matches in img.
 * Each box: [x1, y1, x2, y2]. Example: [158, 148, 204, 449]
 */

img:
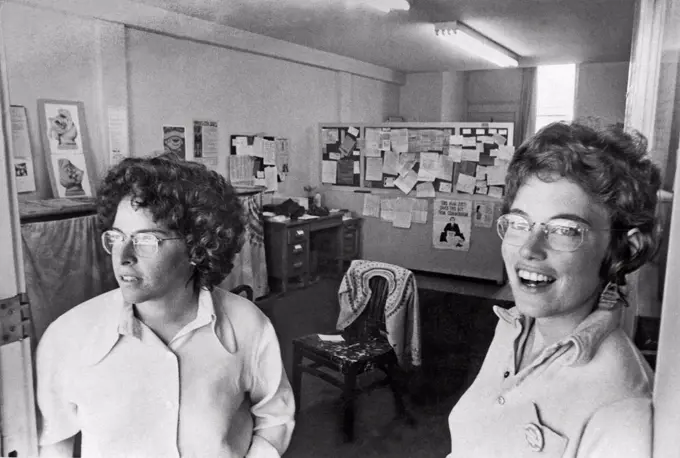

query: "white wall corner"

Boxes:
[441, 71, 466, 122]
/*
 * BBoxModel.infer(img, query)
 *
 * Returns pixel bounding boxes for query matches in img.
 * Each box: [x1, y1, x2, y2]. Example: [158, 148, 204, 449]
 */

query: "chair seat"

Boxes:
[293, 334, 395, 374]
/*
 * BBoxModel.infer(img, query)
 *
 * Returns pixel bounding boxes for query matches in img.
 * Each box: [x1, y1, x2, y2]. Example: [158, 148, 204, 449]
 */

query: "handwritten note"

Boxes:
[362, 194, 381, 218]
[456, 173, 476, 194]
[322, 160, 337, 184]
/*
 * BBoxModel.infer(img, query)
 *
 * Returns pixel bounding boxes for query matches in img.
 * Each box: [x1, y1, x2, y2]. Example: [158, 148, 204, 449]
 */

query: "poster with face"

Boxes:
[50, 152, 92, 198]
[433, 198, 472, 251]
[43, 103, 84, 155]
[163, 125, 186, 159]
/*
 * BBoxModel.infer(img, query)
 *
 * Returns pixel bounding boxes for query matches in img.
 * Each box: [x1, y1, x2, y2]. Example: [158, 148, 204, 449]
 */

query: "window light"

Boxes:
[434, 21, 519, 68]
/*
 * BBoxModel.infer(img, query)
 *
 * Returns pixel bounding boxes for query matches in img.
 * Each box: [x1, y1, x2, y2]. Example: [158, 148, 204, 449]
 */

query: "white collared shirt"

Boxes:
[37, 287, 295, 458]
[447, 305, 653, 458]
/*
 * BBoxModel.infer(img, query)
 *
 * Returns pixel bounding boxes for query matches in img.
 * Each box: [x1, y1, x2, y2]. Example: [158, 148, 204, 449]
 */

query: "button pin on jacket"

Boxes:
[503, 371, 510, 378]
[523, 423, 545, 452]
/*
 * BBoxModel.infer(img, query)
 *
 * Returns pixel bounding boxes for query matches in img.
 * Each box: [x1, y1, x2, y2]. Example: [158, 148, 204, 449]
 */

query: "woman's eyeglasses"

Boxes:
[101, 230, 182, 257]
[496, 213, 590, 252]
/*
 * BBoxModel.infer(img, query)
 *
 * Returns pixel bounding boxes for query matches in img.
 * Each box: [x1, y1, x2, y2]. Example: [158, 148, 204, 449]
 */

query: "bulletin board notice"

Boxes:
[320, 126, 361, 187]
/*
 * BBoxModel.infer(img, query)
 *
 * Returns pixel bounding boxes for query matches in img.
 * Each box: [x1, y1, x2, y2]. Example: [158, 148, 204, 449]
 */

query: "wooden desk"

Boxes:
[264, 214, 362, 293]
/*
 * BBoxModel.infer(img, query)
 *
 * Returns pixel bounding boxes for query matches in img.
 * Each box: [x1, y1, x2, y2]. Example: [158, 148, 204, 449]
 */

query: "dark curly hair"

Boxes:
[96, 152, 245, 291]
[503, 121, 661, 284]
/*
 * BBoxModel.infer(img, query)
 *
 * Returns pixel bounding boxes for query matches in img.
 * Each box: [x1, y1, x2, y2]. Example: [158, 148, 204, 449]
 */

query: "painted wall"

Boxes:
[574, 62, 629, 125]
[1, 3, 101, 200]
[398, 73, 443, 122]
[1, 3, 400, 200]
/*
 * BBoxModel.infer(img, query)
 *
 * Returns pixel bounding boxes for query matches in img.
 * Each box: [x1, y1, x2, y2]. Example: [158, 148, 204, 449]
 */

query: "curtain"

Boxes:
[516, 67, 537, 144]
[219, 193, 269, 299]
[21, 215, 118, 340]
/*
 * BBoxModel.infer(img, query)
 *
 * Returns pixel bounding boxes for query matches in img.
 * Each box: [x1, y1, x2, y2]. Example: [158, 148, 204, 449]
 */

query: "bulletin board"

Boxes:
[362, 127, 455, 191]
[320, 126, 361, 187]
[229, 134, 289, 191]
[318, 122, 515, 283]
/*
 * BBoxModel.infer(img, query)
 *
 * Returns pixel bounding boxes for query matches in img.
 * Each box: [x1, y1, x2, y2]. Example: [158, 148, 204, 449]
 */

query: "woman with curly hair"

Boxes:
[446, 122, 660, 457]
[36, 153, 295, 457]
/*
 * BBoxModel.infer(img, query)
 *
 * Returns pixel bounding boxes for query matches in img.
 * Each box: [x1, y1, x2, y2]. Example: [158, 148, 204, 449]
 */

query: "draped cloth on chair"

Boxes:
[219, 193, 269, 299]
[336, 260, 421, 368]
[21, 215, 118, 341]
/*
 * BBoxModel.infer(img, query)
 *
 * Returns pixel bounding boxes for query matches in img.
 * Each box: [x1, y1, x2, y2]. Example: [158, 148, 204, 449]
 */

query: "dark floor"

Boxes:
[258, 276, 514, 458]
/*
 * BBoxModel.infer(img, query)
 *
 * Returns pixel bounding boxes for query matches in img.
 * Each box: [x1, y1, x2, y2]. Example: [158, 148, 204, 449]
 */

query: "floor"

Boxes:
[258, 274, 514, 457]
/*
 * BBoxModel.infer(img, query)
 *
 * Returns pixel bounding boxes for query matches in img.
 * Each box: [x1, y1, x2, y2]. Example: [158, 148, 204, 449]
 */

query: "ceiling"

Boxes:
[131, 0, 636, 73]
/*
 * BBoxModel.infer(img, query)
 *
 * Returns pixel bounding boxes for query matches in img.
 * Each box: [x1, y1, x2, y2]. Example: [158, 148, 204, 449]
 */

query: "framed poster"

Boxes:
[38, 99, 94, 198]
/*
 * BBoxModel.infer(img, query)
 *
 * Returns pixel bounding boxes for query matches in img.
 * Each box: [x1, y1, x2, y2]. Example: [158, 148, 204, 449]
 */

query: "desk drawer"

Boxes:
[287, 227, 308, 243]
[288, 252, 308, 274]
[289, 242, 307, 256]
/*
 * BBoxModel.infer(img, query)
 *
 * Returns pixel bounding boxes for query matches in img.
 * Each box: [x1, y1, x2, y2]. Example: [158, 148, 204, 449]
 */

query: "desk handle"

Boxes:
[292, 244, 304, 253]
[292, 261, 304, 269]
[295, 230, 305, 238]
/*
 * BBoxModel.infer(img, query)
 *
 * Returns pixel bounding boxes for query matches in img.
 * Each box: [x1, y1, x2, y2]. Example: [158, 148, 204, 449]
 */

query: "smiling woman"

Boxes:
[445, 121, 660, 458]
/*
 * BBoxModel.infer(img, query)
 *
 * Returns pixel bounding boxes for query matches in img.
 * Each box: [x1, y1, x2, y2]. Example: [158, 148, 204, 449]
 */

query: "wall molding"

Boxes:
[10, 0, 405, 85]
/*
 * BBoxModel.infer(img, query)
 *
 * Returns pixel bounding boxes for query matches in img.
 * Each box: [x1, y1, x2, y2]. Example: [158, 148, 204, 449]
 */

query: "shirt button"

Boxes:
[497, 396, 506, 405]
[503, 371, 510, 378]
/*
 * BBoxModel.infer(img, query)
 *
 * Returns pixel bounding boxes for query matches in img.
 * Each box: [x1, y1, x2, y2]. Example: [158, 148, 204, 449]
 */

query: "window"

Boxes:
[535, 64, 577, 132]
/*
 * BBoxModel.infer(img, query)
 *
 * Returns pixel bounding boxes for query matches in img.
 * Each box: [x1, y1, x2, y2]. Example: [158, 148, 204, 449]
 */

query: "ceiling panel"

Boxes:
[131, 0, 636, 72]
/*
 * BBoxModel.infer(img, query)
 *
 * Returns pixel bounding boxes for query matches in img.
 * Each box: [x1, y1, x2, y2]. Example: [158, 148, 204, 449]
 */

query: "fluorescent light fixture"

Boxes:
[367, 0, 410, 13]
[434, 21, 519, 68]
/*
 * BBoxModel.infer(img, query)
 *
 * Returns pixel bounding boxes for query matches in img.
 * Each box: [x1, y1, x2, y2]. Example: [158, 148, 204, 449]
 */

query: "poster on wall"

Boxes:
[40, 100, 86, 155]
[49, 152, 93, 198]
[433, 198, 471, 251]
[163, 125, 186, 159]
[12, 157, 36, 193]
[193, 120, 219, 158]
[10, 105, 32, 159]
[38, 99, 94, 198]
[473, 201, 496, 228]
[108, 106, 130, 165]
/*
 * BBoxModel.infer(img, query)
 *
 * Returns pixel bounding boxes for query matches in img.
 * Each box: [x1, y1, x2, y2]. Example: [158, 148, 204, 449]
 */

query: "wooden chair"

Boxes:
[291, 276, 415, 442]
[230, 284, 254, 301]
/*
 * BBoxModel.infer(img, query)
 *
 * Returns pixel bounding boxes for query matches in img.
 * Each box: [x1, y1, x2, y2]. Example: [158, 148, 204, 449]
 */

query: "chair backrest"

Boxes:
[343, 275, 389, 341]
[230, 284, 254, 301]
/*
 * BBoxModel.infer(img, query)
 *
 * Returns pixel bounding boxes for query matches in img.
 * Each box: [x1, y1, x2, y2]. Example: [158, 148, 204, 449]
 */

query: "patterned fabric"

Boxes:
[295, 334, 394, 374]
[21, 215, 118, 340]
[336, 260, 421, 368]
[219, 194, 269, 299]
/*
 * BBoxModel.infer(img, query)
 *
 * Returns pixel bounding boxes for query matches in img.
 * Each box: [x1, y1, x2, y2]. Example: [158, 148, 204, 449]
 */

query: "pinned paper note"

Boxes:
[365, 157, 383, 181]
[363, 194, 381, 218]
[380, 198, 396, 221]
[439, 182, 452, 193]
[448, 146, 463, 162]
[417, 152, 440, 182]
[416, 182, 436, 198]
[394, 169, 418, 195]
[383, 150, 400, 175]
[393, 197, 415, 229]
[462, 148, 480, 162]
[348, 126, 359, 137]
[449, 135, 463, 146]
[264, 166, 278, 191]
[438, 155, 455, 181]
[488, 186, 504, 199]
[492, 134, 507, 146]
[412, 199, 429, 224]
[323, 129, 339, 144]
[456, 173, 476, 194]
[322, 160, 337, 184]
[496, 145, 515, 160]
